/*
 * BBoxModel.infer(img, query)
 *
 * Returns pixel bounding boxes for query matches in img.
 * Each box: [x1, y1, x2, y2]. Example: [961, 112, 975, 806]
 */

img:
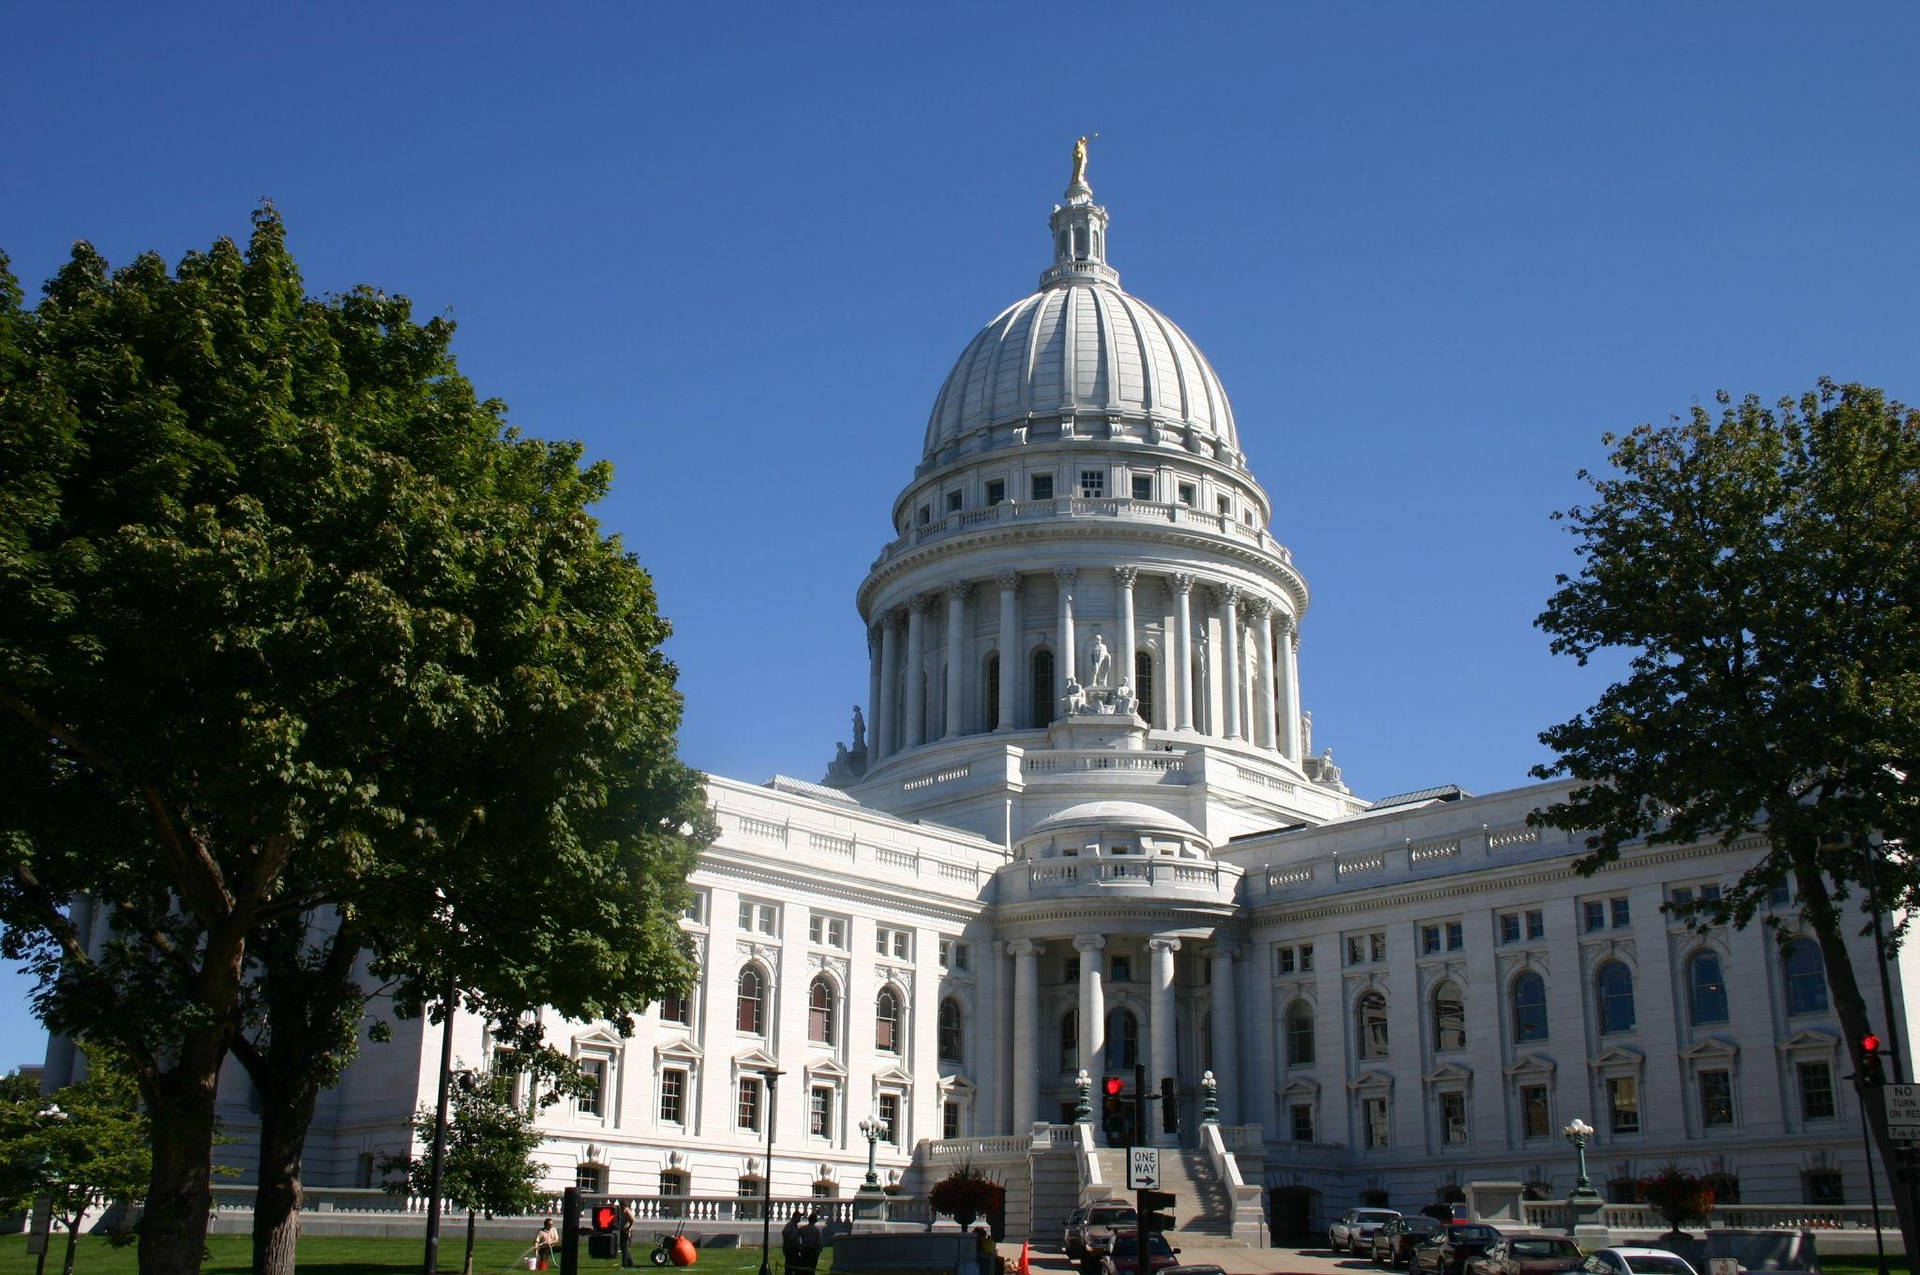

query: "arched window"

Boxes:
[1356, 990, 1389, 1059]
[808, 975, 836, 1044]
[875, 986, 902, 1052]
[1783, 939, 1829, 1015]
[1285, 1000, 1315, 1066]
[1432, 981, 1466, 1052]
[985, 654, 1000, 729]
[1596, 960, 1636, 1034]
[938, 998, 963, 1062]
[1512, 971, 1548, 1042]
[736, 966, 766, 1035]
[1060, 1010, 1078, 1073]
[1134, 651, 1155, 724]
[1687, 951, 1729, 1025]
[1030, 649, 1055, 728]
[1105, 1007, 1139, 1070]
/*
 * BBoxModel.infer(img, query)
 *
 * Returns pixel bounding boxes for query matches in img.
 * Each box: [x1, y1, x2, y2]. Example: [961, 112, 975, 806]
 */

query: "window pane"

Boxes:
[1513, 972, 1549, 1042]
[1433, 987, 1466, 1051]
[1799, 1062, 1836, 1120]
[1597, 962, 1636, 1034]
[1521, 1085, 1550, 1139]
[1286, 1003, 1315, 1066]
[1607, 1077, 1639, 1133]
[1784, 940, 1829, 1015]
[1699, 1070, 1733, 1127]
[1688, 953, 1729, 1025]
[1358, 992, 1389, 1059]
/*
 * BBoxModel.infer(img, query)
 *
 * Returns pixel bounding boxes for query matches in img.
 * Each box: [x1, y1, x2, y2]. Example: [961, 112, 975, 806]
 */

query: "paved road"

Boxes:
[1003, 1241, 1381, 1275]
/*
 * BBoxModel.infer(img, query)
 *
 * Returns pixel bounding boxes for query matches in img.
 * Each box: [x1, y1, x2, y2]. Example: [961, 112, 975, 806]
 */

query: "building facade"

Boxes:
[79, 155, 1917, 1236]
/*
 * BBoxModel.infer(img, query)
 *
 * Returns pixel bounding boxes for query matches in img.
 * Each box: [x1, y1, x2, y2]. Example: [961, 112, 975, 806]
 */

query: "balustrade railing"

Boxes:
[1515, 1198, 1898, 1233]
[206, 1186, 927, 1225]
[1025, 858, 1224, 891]
[875, 498, 1292, 568]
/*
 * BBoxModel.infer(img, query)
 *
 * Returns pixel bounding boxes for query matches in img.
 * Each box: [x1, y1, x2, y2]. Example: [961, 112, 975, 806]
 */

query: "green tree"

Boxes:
[1532, 379, 1920, 1252]
[0, 1054, 151, 1275]
[0, 210, 714, 1275]
[382, 1071, 548, 1275]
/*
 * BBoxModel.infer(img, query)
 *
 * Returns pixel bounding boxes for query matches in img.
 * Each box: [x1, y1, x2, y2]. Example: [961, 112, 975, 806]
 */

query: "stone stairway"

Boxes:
[1091, 1149, 1240, 1244]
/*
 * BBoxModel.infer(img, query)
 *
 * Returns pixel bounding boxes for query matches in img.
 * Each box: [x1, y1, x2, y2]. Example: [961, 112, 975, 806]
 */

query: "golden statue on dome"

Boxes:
[1071, 135, 1091, 187]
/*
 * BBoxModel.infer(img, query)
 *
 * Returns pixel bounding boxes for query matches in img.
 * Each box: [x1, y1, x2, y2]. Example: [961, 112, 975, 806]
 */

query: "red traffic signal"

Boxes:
[1858, 1033, 1886, 1087]
[592, 1204, 619, 1232]
[1103, 1076, 1125, 1097]
[1862, 1033, 1882, 1054]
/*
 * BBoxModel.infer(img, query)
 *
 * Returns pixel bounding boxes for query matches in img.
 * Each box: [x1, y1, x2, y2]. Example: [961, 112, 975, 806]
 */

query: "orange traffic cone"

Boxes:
[1016, 1240, 1031, 1275]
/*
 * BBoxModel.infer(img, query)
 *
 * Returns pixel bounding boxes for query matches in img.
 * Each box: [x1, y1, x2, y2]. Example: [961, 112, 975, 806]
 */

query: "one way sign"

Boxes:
[1128, 1147, 1160, 1189]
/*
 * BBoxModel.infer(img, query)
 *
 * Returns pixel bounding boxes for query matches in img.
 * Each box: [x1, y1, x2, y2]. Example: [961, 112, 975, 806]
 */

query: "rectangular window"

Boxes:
[1670, 886, 1693, 907]
[738, 901, 777, 935]
[1700, 883, 1721, 902]
[1499, 914, 1521, 944]
[1700, 1070, 1734, 1128]
[576, 1164, 603, 1195]
[660, 990, 692, 1025]
[1363, 1096, 1390, 1149]
[938, 938, 969, 970]
[876, 926, 911, 959]
[1440, 1091, 1468, 1144]
[1079, 470, 1105, 498]
[878, 1093, 900, 1144]
[810, 1086, 833, 1138]
[680, 892, 707, 924]
[1799, 1061, 1836, 1121]
[1422, 925, 1441, 955]
[1290, 1103, 1315, 1143]
[577, 1059, 605, 1117]
[945, 490, 962, 513]
[1277, 947, 1296, 975]
[1370, 933, 1386, 962]
[1063, 956, 1079, 983]
[1446, 922, 1464, 951]
[943, 1100, 961, 1140]
[1216, 494, 1232, 516]
[1347, 936, 1366, 966]
[737, 1077, 763, 1132]
[1521, 1085, 1550, 1139]
[917, 504, 930, 526]
[1177, 482, 1197, 507]
[809, 913, 847, 949]
[1769, 881, 1792, 907]
[1030, 473, 1054, 501]
[1299, 943, 1313, 971]
[1805, 1170, 1844, 1205]
[660, 1069, 686, 1124]
[986, 479, 1006, 506]
[1584, 901, 1606, 933]
[1110, 955, 1132, 983]
[1611, 896, 1631, 928]
[1131, 474, 1153, 501]
[1526, 910, 1545, 940]
[1607, 1076, 1640, 1134]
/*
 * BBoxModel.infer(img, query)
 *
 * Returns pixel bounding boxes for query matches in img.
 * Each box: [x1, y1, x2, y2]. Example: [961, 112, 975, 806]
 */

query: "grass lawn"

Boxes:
[0, 1236, 800, 1275]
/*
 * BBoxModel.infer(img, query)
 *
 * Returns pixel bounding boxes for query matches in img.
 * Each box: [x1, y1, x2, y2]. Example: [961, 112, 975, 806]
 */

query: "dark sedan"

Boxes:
[1098, 1233, 1180, 1275]
[1412, 1224, 1504, 1275]
[1469, 1236, 1585, 1275]
[1373, 1216, 1445, 1267]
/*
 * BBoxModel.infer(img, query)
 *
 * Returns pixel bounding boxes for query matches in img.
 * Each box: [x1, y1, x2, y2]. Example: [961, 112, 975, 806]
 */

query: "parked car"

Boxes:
[1663, 1230, 1821, 1275]
[1373, 1216, 1445, 1267]
[1420, 1203, 1473, 1227]
[1579, 1249, 1698, 1275]
[1065, 1201, 1137, 1262]
[1411, 1223, 1503, 1275]
[1161, 1266, 1226, 1275]
[1331, 1207, 1402, 1254]
[1099, 1232, 1180, 1275]
[1469, 1235, 1584, 1275]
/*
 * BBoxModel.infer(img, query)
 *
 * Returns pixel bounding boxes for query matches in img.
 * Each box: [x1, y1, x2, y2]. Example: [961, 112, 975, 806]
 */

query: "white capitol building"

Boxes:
[184, 154, 1911, 1244]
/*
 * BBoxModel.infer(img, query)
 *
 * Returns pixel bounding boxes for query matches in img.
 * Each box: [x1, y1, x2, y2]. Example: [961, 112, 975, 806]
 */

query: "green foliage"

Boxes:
[0, 1053, 150, 1271]
[1635, 1167, 1714, 1233]
[0, 207, 714, 1271]
[925, 1165, 1004, 1228]
[380, 1072, 544, 1220]
[1532, 380, 1920, 929]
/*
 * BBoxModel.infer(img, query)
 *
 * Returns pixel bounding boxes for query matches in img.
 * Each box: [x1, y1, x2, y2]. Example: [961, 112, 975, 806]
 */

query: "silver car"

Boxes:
[1331, 1208, 1402, 1255]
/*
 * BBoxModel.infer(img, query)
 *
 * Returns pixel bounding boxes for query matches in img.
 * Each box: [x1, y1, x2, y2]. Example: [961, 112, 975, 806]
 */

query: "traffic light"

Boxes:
[1140, 1190, 1176, 1235]
[1159, 1076, 1179, 1134]
[588, 1204, 619, 1259]
[1859, 1032, 1885, 1087]
[1102, 1076, 1127, 1142]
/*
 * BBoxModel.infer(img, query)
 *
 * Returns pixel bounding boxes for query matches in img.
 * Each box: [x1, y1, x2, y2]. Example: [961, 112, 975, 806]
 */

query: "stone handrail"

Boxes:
[718, 803, 983, 888]
[927, 1134, 1034, 1162]
[1255, 821, 1574, 901]
[1517, 1198, 1898, 1232]
[1200, 1123, 1269, 1247]
[1071, 1121, 1110, 1204]
[206, 1186, 929, 1224]
[874, 498, 1294, 570]
[1024, 859, 1225, 892]
[1022, 752, 1188, 778]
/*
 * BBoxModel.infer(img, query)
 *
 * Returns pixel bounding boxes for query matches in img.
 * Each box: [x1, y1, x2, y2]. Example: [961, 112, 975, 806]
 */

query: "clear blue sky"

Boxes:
[4, 3, 1916, 1071]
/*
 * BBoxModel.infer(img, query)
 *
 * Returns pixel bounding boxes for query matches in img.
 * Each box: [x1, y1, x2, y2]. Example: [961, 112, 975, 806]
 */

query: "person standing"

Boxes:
[781, 1214, 803, 1273]
[797, 1213, 823, 1275]
[618, 1200, 637, 1267]
[534, 1218, 559, 1270]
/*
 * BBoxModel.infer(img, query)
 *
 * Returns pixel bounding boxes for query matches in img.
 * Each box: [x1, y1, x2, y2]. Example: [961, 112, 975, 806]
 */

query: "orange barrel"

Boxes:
[667, 1237, 698, 1266]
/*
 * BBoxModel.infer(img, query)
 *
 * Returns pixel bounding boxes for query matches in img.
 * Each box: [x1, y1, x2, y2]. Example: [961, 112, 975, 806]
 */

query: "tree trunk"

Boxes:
[464, 1209, 477, 1275]
[139, 1058, 225, 1275]
[1789, 834, 1919, 1257]
[59, 1206, 80, 1275]
[250, 1081, 320, 1275]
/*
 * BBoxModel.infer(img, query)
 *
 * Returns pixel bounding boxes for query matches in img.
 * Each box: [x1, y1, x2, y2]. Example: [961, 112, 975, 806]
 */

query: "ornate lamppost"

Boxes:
[860, 1115, 885, 1187]
[1562, 1119, 1599, 1199]
[1074, 1070, 1092, 1125]
[854, 1113, 889, 1222]
[1200, 1071, 1220, 1125]
[756, 1069, 784, 1275]
[1562, 1117, 1605, 1241]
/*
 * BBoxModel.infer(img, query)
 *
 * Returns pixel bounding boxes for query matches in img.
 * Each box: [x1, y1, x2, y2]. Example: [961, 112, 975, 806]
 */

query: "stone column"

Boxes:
[1075, 934, 1107, 1075]
[903, 596, 929, 750]
[1170, 573, 1195, 731]
[1010, 939, 1042, 1130]
[876, 612, 900, 760]
[867, 623, 884, 759]
[1055, 567, 1077, 690]
[1216, 585, 1242, 740]
[1283, 621, 1303, 761]
[1249, 599, 1278, 752]
[996, 571, 1020, 731]
[1114, 567, 1138, 703]
[1147, 937, 1181, 1145]
[1208, 944, 1239, 1126]
[943, 581, 969, 739]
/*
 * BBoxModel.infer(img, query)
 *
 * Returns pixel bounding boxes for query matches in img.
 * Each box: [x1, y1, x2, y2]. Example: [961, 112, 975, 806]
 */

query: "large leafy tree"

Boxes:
[383, 1071, 549, 1275]
[0, 209, 713, 1275]
[1532, 379, 1920, 1250]
[0, 1052, 151, 1275]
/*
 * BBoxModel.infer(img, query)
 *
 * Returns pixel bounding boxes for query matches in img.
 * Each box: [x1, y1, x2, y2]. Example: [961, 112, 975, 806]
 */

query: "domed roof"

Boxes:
[921, 169, 1240, 467]
[1025, 800, 1206, 840]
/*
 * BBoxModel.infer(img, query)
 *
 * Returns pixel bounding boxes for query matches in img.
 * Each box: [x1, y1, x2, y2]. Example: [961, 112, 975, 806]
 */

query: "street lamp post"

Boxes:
[860, 1115, 885, 1187]
[757, 1069, 784, 1275]
[1562, 1118, 1604, 1241]
[1200, 1071, 1220, 1125]
[1073, 1070, 1092, 1125]
[1562, 1119, 1598, 1198]
[31, 1104, 69, 1275]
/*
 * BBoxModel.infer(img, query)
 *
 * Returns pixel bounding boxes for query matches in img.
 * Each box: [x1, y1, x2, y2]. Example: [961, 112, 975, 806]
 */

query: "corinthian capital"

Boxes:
[1113, 566, 1139, 589]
